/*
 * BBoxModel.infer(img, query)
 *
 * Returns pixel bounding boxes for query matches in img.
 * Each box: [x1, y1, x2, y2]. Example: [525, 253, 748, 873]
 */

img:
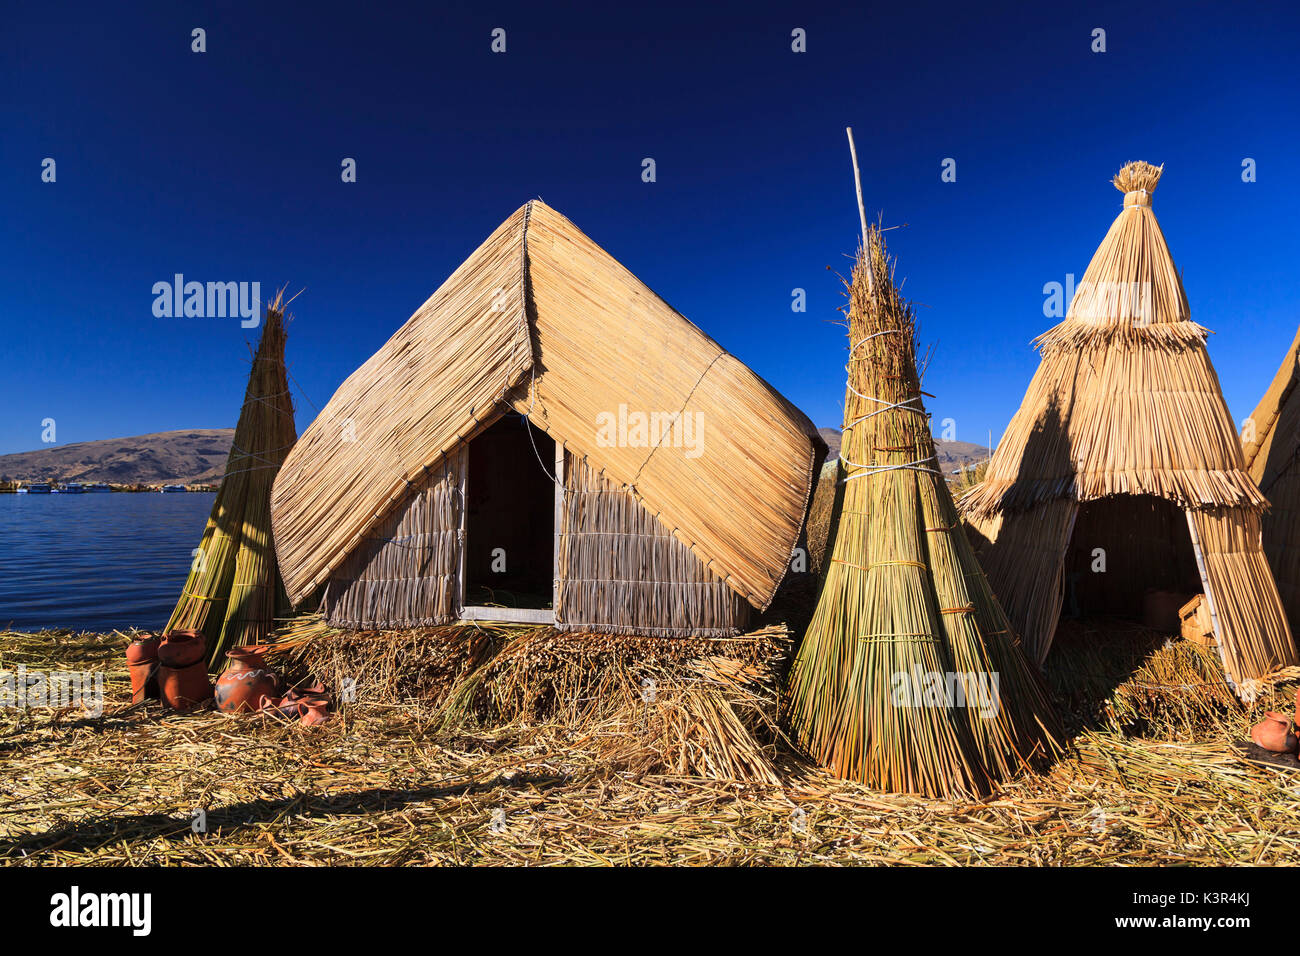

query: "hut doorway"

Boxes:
[1061, 495, 1202, 628]
[460, 413, 559, 622]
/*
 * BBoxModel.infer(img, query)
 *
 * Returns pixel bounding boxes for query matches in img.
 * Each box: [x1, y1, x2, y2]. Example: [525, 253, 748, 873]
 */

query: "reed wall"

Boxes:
[322, 449, 465, 629]
[322, 440, 750, 636]
[555, 454, 750, 637]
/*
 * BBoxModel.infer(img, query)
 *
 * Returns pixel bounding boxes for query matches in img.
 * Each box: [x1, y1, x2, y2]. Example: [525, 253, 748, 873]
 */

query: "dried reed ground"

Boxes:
[3, 619, 1300, 866]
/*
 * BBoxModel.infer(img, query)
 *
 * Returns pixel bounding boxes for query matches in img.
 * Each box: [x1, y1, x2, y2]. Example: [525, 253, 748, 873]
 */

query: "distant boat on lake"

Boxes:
[61, 482, 85, 494]
[160, 484, 188, 493]
[87, 483, 112, 492]
[20, 482, 52, 494]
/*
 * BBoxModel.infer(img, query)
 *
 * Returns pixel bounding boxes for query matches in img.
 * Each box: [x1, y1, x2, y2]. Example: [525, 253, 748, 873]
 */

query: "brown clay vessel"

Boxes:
[214, 645, 280, 714]
[126, 633, 161, 704]
[1250, 711, 1298, 754]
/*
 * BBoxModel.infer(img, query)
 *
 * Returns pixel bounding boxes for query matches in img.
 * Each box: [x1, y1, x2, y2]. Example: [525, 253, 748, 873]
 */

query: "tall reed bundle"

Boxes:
[166, 293, 297, 668]
[959, 163, 1297, 690]
[786, 227, 1061, 798]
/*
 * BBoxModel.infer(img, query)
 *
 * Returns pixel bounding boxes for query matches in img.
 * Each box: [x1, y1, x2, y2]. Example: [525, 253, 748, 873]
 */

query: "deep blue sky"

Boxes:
[3, 1, 1297, 456]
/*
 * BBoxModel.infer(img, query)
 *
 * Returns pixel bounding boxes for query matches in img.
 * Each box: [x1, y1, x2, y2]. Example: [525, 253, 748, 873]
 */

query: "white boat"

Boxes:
[22, 482, 52, 494]
[160, 484, 188, 493]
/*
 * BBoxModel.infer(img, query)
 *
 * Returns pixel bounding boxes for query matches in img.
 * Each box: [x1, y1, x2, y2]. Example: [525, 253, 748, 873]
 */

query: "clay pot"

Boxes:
[125, 633, 160, 665]
[214, 646, 281, 714]
[159, 661, 212, 712]
[1249, 712, 1298, 754]
[126, 633, 161, 704]
[298, 699, 329, 727]
[158, 629, 207, 668]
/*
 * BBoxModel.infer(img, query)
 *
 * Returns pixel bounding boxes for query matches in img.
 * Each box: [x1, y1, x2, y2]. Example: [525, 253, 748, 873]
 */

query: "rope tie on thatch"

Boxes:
[839, 455, 940, 482]
[241, 389, 292, 409]
[1123, 189, 1151, 209]
[628, 348, 728, 486]
[848, 328, 903, 355]
[939, 605, 976, 615]
[831, 557, 929, 573]
[856, 632, 940, 644]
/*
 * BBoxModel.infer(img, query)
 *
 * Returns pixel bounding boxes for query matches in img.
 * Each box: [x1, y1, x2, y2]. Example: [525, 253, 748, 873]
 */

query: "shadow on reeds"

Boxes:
[1043, 617, 1240, 740]
[0, 771, 573, 859]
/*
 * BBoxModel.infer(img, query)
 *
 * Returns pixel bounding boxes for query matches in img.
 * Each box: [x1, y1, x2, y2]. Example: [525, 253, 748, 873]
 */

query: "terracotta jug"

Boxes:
[125, 633, 161, 704]
[214, 645, 281, 714]
[1249, 712, 1298, 754]
[158, 630, 212, 711]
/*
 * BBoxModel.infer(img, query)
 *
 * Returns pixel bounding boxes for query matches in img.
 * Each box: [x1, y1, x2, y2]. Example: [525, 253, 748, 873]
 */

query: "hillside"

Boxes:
[0, 429, 235, 485]
[817, 427, 989, 474]
[1, 425, 988, 486]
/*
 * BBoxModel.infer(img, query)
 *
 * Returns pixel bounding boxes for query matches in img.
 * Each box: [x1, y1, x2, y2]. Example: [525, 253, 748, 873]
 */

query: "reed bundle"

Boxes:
[958, 163, 1298, 687]
[804, 468, 839, 574]
[166, 294, 297, 668]
[271, 201, 823, 617]
[786, 229, 1062, 798]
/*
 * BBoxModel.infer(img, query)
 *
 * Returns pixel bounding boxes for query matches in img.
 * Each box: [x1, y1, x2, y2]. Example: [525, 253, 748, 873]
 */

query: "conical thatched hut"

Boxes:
[1242, 323, 1300, 635]
[270, 201, 825, 636]
[960, 162, 1297, 691]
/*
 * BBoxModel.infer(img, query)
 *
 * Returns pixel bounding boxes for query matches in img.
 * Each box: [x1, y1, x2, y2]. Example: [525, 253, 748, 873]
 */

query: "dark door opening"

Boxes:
[1061, 495, 1202, 625]
[463, 413, 555, 610]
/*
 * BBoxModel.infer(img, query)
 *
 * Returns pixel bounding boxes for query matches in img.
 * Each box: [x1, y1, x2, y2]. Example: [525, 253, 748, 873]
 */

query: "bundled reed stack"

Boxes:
[960, 163, 1297, 693]
[787, 222, 1061, 798]
[1242, 323, 1300, 636]
[166, 293, 297, 669]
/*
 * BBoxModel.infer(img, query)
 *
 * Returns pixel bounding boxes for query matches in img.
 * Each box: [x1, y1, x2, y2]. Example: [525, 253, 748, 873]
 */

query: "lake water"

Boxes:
[0, 492, 217, 633]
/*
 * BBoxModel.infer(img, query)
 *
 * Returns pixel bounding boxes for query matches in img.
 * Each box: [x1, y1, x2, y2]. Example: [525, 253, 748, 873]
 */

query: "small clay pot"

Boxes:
[125, 633, 160, 665]
[1249, 711, 1298, 754]
[126, 634, 161, 704]
[159, 660, 213, 712]
[298, 699, 329, 727]
[158, 629, 207, 668]
[214, 646, 281, 714]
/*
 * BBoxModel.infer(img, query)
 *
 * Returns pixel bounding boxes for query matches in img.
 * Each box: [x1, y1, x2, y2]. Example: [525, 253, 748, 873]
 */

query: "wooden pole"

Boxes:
[846, 127, 873, 294]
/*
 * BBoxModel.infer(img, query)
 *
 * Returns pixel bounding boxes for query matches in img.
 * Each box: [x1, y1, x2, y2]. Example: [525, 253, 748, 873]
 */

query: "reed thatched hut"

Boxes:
[270, 200, 825, 637]
[960, 162, 1296, 690]
[1242, 322, 1300, 636]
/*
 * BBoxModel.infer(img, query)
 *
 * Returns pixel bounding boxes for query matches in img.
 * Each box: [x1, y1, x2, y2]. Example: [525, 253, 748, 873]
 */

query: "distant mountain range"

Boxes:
[0, 425, 991, 487]
[817, 427, 989, 475]
[0, 429, 234, 485]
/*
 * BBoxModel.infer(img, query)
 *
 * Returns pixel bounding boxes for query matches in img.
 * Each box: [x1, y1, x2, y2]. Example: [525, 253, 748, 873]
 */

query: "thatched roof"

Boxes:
[961, 162, 1265, 519]
[271, 201, 824, 610]
[1243, 321, 1300, 492]
[1242, 322, 1300, 636]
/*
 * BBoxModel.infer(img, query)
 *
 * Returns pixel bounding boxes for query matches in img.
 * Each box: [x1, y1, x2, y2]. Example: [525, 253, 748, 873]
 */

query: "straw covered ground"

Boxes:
[3, 617, 1300, 866]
